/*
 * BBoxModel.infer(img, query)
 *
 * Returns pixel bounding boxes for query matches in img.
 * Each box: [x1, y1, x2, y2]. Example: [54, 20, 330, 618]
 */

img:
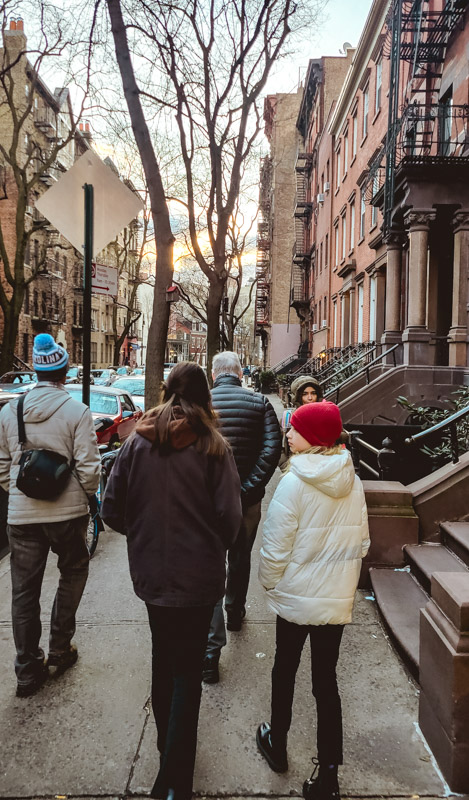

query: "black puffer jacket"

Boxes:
[211, 374, 282, 507]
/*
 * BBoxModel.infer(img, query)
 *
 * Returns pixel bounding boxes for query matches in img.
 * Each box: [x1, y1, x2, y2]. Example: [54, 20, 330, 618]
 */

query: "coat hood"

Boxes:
[19, 384, 73, 424]
[136, 406, 198, 450]
[289, 449, 355, 498]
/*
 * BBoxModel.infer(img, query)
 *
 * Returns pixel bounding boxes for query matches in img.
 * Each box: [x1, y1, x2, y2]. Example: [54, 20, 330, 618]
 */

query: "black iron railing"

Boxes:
[323, 344, 400, 402]
[405, 402, 469, 464]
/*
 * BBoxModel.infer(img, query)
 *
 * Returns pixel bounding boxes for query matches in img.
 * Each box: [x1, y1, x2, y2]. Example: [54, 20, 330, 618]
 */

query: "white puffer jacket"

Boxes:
[0, 383, 101, 524]
[259, 449, 370, 626]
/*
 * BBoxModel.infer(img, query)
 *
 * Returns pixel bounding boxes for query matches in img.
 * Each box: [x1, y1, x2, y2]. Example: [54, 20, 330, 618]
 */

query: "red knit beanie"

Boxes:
[290, 401, 343, 448]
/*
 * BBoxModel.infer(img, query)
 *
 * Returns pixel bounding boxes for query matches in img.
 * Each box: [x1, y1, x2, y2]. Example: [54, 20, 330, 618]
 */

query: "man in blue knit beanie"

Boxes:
[0, 334, 101, 697]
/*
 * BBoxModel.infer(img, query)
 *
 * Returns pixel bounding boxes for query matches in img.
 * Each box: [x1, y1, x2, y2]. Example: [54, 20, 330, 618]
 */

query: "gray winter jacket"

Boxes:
[0, 383, 101, 524]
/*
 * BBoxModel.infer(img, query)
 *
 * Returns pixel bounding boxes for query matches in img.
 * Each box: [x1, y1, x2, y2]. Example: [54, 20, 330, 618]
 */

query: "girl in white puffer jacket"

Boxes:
[256, 401, 370, 800]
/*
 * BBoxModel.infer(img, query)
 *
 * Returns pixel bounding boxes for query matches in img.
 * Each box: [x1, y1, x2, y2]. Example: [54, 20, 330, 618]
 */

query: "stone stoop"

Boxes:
[370, 521, 469, 792]
[370, 524, 469, 679]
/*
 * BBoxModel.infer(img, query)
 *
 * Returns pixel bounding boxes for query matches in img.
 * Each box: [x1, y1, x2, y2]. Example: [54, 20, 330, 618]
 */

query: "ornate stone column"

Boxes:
[402, 209, 436, 365]
[382, 231, 404, 345]
[448, 211, 469, 367]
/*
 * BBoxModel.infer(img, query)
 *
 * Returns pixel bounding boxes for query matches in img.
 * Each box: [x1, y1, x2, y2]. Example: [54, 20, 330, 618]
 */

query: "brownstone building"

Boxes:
[258, 0, 469, 375]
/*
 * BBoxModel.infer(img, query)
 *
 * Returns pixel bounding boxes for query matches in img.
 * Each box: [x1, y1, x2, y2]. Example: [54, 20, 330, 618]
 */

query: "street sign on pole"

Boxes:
[35, 149, 144, 407]
[92, 262, 119, 298]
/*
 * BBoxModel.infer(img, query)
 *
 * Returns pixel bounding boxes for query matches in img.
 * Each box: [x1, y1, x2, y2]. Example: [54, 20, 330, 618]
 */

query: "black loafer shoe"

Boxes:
[226, 609, 246, 631]
[256, 722, 288, 773]
[47, 644, 78, 676]
[202, 655, 219, 684]
[16, 663, 49, 698]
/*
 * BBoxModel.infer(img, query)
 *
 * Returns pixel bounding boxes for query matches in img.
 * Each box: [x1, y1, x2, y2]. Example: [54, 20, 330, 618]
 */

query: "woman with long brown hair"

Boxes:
[101, 362, 242, 800]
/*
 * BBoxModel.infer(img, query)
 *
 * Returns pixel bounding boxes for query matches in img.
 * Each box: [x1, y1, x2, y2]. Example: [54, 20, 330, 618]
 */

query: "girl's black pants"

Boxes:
[146, 603, 214, 800]
[270, 614, 345, 765]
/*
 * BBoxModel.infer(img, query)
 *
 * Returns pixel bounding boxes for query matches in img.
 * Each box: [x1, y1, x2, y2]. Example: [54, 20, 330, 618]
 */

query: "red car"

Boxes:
[65, 385, 143, 444]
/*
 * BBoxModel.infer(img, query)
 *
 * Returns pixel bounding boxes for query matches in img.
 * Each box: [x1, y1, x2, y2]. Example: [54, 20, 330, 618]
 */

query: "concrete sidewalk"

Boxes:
[0, 399, 451, 799]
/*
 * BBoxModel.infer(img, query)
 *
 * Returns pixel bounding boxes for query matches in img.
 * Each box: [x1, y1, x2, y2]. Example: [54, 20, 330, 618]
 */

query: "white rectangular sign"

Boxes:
[92, 262, 118, 298]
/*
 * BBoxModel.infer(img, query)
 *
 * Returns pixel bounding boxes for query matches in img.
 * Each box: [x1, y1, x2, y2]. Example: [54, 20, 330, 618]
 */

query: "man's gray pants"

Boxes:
[206, 501, 262, 657]
[7, 515, 89, 686]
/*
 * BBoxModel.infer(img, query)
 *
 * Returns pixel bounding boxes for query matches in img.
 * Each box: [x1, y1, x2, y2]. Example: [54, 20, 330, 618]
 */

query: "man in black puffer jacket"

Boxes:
[203, 351, 281, 684]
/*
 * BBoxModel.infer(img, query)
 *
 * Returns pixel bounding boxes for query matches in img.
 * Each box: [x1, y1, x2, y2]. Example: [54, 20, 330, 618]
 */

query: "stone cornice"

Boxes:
[328, 0, 391, 136]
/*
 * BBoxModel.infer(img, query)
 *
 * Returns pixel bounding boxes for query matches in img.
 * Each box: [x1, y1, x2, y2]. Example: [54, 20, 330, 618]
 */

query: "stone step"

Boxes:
[369, 568, 429, 679]
[440, 521, 469, 568]
[403, 543, 467, 595]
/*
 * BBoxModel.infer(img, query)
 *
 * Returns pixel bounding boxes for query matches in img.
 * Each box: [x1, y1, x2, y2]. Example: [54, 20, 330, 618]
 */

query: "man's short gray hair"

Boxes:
[212, 351, 242, 377]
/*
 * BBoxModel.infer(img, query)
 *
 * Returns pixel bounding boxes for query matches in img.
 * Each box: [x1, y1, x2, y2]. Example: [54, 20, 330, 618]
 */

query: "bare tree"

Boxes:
[107, 0, 174, 403]
[0, 0, 98, 374]
[106, 0, 322, 376]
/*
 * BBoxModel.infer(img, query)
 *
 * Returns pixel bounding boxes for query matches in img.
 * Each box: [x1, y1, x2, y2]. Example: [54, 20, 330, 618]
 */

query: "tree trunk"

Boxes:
[206, 278, 225, 380]
[107, 0, 174, 408]
[0, 297, 20, 375]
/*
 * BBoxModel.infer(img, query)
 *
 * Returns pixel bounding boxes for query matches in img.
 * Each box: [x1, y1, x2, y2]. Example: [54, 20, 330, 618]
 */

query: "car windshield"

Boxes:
[116, 367, 128, 375]
[67, 367, 79, 378]
[1, 373, 36, 384]
[66, 388, 119, 415]
[113, 378, 145, 395]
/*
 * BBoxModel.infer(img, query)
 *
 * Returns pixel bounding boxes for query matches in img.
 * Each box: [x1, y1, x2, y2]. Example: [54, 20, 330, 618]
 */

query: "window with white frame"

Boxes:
[352, 114, 358, 159]
[341, 214, 346, 261]
[344, 130, 349, 176]
[357, 283, 364, 343]
[350, 202, 355, 251]
[334, 224, 339, 267]
[375, 59, 382, 113]
[360, 189, 366, 239]
[371, 174, 379, 227]
[336, 146, 341, 189]
[333, 301, 338, 346]
[362, 85, 369, 139]
[369, 276, 377, 339]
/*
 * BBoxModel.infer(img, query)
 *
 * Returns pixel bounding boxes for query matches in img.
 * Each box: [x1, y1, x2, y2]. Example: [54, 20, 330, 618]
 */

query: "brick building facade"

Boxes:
[257, 0, 469, 371]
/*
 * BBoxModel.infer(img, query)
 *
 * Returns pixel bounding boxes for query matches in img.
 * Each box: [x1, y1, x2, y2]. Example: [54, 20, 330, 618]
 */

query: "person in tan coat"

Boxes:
[0, 334, 100, 697]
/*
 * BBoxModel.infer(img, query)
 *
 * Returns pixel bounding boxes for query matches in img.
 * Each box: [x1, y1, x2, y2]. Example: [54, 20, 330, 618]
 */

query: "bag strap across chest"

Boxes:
[17, 394, 27, 449]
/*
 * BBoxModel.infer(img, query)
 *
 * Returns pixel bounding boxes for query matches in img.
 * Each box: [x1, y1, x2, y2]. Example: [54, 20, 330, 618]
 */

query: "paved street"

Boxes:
[0, 395, 451, 799]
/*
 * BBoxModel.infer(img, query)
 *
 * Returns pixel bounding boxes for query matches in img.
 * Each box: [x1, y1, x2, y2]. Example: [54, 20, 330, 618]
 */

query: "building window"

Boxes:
[369, 276, 377, 339]
[352, 114, 357, 159]
[375, 59, 382, 113]
[23, 333, 29, 363]
[319, 299, 322, 326]
[63, 255, 67, 280]
[334, 225, 339, 267]
[333, 301, 338, 346]
[41, 291, 47, 318]
[350, 202, 355, 251]
[33, 290, 38, 316]
[343, 130, 349, 176]
[357, 283, 364, 342]
[360, 189, 366, 239]
[341, 214, 346, 261]
[362, 84, 369, 139]
[24, 285, 29, 315]
[325, 234, 329, 267]
[336, 147, 341, 189]
[371, 174, 379, 228]
[320, 242, 323, 272]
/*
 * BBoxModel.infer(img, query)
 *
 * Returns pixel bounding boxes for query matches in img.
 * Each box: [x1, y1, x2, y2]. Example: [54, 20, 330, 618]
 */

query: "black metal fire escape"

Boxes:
[368, 0, 469, 235]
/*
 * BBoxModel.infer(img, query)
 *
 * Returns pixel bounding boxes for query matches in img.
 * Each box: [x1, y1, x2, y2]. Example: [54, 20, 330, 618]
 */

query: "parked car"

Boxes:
[64, 385, 143, 444]
[91, 368, 117, 386]
[132, 367, 145, 375]
[66, 366, 95, 385]
[0, 371, 37, 391]
[116, 366, 132, 376]
[112, 376, 145, 411]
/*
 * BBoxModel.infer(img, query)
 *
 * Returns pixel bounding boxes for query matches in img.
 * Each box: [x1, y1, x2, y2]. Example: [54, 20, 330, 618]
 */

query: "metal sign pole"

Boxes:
[82, 183, 93, 407]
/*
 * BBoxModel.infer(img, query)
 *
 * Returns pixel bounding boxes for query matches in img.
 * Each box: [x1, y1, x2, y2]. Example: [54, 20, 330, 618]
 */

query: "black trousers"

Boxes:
[146, 603, 214, 800]
[270, 615, 344, 765]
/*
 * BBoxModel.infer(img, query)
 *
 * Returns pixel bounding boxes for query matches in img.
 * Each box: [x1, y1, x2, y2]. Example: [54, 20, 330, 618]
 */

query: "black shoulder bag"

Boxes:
[16, 393, 73, 500]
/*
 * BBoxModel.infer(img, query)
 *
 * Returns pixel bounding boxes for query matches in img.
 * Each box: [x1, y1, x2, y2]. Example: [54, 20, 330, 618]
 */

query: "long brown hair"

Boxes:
[151, 362, 227, 457]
